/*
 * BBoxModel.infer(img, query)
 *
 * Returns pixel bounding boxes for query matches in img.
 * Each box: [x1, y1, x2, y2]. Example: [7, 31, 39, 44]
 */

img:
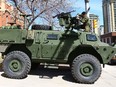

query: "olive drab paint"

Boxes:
[0, 11, 115, 84]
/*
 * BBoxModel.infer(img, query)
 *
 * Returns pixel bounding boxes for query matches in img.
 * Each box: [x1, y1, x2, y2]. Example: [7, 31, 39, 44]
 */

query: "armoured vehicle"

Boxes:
[0, 11, 116, 84]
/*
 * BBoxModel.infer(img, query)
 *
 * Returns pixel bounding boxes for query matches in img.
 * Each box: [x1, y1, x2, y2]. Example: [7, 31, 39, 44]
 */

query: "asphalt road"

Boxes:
[0, 64, 116, 87]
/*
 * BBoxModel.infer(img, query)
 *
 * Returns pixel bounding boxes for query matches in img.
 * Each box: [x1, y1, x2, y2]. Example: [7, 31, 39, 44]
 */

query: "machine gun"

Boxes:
[52, 10, 75, 29]
[53, 10, 75, 18]
[53, 8, 90, 29]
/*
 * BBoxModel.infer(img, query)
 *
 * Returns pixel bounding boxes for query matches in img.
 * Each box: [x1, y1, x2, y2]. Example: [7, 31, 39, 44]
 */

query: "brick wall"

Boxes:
[0, 1, 23, 28]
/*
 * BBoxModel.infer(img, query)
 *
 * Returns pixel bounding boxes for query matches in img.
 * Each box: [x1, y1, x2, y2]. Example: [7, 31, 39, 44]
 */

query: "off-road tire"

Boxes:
[71, 54, 101, 84]
[3, 51, 31, 79]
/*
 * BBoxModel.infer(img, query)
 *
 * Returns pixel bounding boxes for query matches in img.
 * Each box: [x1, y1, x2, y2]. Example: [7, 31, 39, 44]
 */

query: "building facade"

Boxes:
[89, 14, 100, 35]
[102, 0, 116, 33]
[101, 0, 116, 44]
[100, 25, 104, 35]
[0, 0, 23, 28]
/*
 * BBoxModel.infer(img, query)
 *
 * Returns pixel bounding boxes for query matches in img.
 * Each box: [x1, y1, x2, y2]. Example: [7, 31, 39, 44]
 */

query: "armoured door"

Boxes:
[41, 31, 78, 60]
[41, 31, 60, 59]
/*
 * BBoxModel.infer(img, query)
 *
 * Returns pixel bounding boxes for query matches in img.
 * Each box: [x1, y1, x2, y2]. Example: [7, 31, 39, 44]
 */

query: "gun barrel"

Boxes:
[53, 10, 75, 18]
[66, 10, 76, 14]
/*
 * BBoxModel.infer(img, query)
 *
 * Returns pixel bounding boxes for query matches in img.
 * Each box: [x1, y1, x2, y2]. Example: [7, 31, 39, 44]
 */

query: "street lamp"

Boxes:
[85, 0, 90, 11]
[85, 0, 90, 3]
[84, 0, 90, 17]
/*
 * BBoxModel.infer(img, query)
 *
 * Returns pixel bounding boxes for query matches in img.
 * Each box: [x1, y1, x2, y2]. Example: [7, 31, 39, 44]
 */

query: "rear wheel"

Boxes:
[71, 54, 101, 84]
[3, 51, 31, 79]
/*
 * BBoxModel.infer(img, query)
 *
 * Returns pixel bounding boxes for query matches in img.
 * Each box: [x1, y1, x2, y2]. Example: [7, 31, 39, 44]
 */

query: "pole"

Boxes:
[85, 0, 90, 17]
[20, 14, 32, 30]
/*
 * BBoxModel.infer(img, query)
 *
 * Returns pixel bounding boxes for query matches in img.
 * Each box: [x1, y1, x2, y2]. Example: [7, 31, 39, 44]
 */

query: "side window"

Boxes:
[86, 34, 97, 41]
[47, 34, 58, 40]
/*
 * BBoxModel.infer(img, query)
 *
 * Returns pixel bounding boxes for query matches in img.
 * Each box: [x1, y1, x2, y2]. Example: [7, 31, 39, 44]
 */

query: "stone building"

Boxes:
[101, 0, 116, 44]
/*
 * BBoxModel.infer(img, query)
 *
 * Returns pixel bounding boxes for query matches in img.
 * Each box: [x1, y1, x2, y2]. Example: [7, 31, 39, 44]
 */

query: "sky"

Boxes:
[71, 0, 103, 25]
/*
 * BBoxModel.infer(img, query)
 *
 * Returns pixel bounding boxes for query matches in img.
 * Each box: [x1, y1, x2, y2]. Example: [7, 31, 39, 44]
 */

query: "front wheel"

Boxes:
[71, 54, 101, 84]
[3, 51, 31, 79]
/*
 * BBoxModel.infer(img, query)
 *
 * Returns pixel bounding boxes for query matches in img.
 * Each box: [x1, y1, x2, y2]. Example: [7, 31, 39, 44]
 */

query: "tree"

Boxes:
[7, 0, 72, 29]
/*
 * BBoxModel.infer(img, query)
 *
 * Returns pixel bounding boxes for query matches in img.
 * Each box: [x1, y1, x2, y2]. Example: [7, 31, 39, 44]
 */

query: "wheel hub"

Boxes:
[9, 60, 21, 72]
[80, 63, 93, 77]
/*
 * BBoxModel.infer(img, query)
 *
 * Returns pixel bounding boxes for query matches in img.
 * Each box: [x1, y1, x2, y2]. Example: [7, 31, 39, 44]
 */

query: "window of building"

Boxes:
[102, 38, 104, 42]
[113, 1, 116, 8]
[107, 38, 109, 43]
[105, 38, 107, 43]
[113, 2, 116, 31]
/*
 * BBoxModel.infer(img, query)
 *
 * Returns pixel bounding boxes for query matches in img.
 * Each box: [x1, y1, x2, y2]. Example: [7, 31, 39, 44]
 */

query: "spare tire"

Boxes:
[32, 25, 52, 30]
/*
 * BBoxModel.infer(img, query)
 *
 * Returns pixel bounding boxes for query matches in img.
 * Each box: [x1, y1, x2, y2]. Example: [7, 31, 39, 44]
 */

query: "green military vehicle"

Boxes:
[0, 12, 116, 84]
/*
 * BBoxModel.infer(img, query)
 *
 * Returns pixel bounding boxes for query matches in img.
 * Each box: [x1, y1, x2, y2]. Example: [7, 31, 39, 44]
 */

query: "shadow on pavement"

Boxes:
[0, 63, 3, 72]
[0, 68, 2, 72]
[107, 64, 116, 66]
[29, 65, 75, 83]
[107, 61, 116, 66]
[1, 73, 28, 79]
[0, 65, 75, 83]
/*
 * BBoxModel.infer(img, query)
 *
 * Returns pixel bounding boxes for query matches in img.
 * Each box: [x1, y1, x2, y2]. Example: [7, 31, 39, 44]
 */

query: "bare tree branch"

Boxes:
[6, 0, 72, 29]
